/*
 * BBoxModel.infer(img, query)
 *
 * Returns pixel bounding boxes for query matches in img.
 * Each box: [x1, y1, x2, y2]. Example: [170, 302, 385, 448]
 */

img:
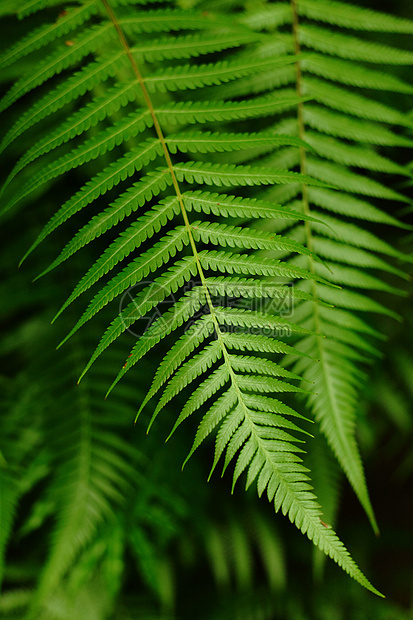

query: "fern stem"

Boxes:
[100, 0, 250, 421]
[291, 0, 323, 345]
[291, 0, 315, 268]
[291, 0, 322, 364]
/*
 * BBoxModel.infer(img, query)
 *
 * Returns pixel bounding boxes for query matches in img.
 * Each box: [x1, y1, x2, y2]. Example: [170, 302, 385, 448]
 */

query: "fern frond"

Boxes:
[58, 232, 193, 338]
[148, 340, 224, 430]
[3, 80, 140, 165]
[174, 161, 329, 189]
[305, 432, 342, 580]
[198, 65, 297, 101]
[24, 169, 171, 268]
[308, 210, 411, 260]
[306, 159, 409, 201]
[3, 0, 405, 596]
[137, 315, 215, 417]
[246, 0, 413, 538]
[51, 197, 181, 314]
[311, 238, 408, 280]
[166, 130, 308, 154]
[230, 355, 304, 381]
[131, 29, 263, 62]
[113, 0, 173, 6]
[297, 0, 413, 32]
[191, 220, 316, 258]
[197, 249, 331, 284]
[299, 23, 413, 64]
[182, 190, 319, 222]
[17, 0, 69, 18]
[303, 54, 413, 93]
[305, 262, 403, 296]
[2, 114, 155, 209]
[22, 349, 141, 615]
[117, 8, 238, 34]
[0, 0, 100, 70]
[240, 4, 292, 31]
[0, 23, 116, 114]
[222, 331, 315, 359]
[189, 388, 381, 594]
[166, 364, 230, 441]
[303, 105, 413, 147]
[157, 91, 305, 125]
[0, 52, 128, 154]
[145, 55, 298, 94]
[307, 188, 410, 229]
[314, 284, 400, 319]
[305, 132, 408, 175]
[75, 256, 199, 379]
[106, 292, 211, 397]
[304, 77, 413, 126]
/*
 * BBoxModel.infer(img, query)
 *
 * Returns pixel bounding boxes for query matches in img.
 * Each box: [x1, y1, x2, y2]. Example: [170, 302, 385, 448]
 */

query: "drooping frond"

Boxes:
[239, 0, 412, 537]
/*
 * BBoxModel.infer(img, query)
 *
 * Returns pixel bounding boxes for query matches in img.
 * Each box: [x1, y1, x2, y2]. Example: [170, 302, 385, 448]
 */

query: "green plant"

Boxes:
[1, 0, 412, 616]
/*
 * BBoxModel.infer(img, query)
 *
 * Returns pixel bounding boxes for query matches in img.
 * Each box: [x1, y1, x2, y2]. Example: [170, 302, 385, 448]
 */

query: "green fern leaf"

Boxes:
[51, 198, 181, 315]
[0, 52, 128, 154]
[182, 190, 319, 222]
[240, 4, 292, 31]
[307, 159, 409, 201]
[2, 114, 155, 210]
[197, 249, 331, 284]
[306, 133, 408, 175]
[0, 0, 100, 70]
[303, 105, 413, 147]
[298, 0, 413, 32]
[312, 238, 409, 279]
[137, 314, 216, 418]
[24, 169, 171, 268]
[191, 220, 317, 258]
[107, 294, 212, 398]
[148, 340, 224, 429]
[166, 130, 309, 154]
[76, 257, 199, 381]
[113, 0, 173, 6]
[157, 91, 305, 125]
[57, 231, 192, 338]
[308, 187, 411, 229]
[146, 55, 299, 93]
[166, 364, 230, 441]
[175, 161, 330, 188]
[304, 77, 413, 126]
[4, 81, 141, 166]
[0, 23, 116, 114]
[17, 0, 67, 18]
[118, 8, 236, 34]
[132, 29, 262, 62]
[303, 54, 413, 93]
[25, 354, 139, 613]
[300, 23, 413, 64]
[308, 210, 411, 260]
[222, 331, 315, 359]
